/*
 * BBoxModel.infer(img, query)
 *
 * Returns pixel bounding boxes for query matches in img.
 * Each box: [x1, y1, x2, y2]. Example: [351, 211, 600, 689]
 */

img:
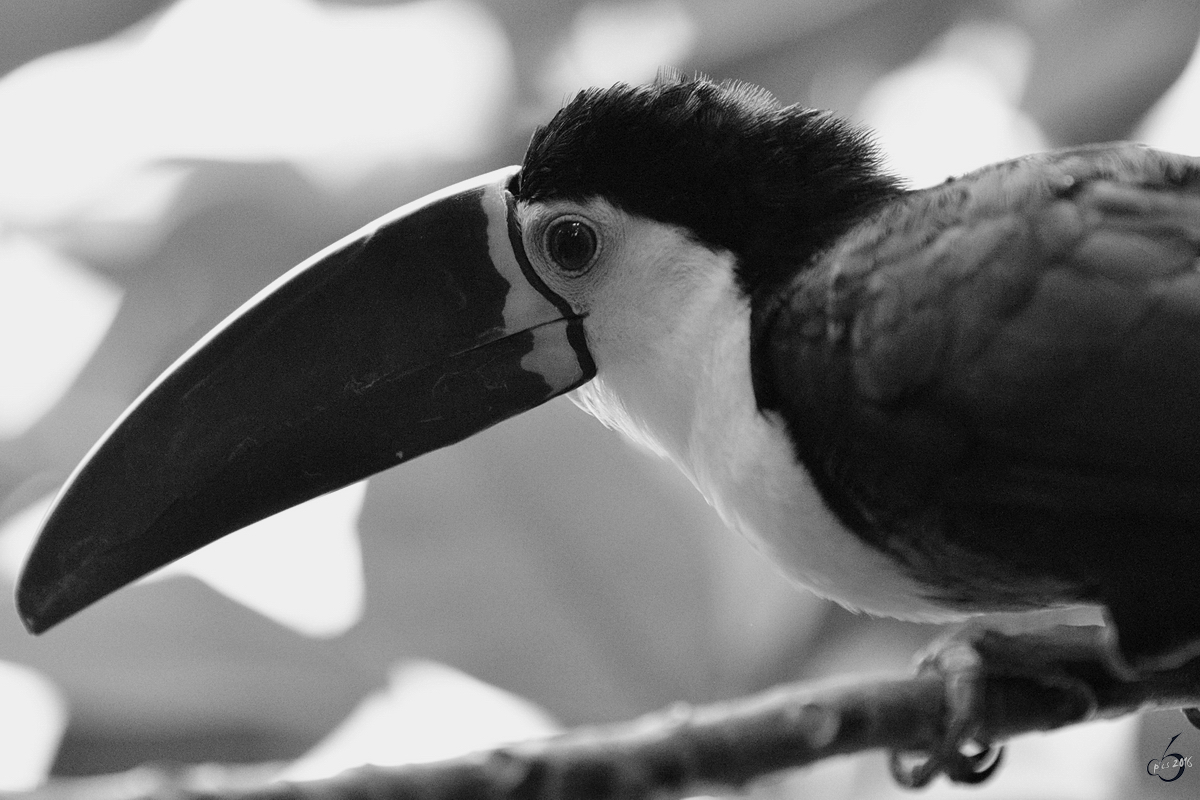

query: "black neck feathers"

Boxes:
[517, 74, 904, 295]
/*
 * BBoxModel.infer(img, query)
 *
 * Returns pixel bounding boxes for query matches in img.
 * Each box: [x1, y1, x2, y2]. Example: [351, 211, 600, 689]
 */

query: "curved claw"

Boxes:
[889, 638, 1002, 788]
[889, 743, 1004, 789]
[946, 744, 1004, 784]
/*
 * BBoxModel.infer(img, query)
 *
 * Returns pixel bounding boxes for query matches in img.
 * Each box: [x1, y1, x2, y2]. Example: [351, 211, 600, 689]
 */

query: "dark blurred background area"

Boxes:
[0, 1, 1198, 797]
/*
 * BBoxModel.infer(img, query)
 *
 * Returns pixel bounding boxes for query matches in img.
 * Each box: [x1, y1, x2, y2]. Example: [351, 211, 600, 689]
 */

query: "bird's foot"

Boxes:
[889, 637, 1003, 788]
[889, 624, 1099, 789]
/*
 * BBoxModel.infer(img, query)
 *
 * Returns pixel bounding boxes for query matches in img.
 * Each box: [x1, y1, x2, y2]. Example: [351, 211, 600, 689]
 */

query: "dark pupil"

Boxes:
[548, 220, 596, 272]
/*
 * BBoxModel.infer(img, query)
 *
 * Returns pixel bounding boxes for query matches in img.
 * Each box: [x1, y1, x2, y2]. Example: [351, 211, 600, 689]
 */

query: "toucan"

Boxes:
[15, 74, 1200, 785]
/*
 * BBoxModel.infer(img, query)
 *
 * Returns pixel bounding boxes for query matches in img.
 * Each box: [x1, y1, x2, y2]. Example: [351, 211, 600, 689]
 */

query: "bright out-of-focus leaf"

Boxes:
[0, 660, 66, 790]
[0, 234, 122, 437]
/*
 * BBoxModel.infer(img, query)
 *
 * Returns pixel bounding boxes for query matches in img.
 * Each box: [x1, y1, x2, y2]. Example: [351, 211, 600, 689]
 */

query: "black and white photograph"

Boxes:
[1, 1, 1199, 797]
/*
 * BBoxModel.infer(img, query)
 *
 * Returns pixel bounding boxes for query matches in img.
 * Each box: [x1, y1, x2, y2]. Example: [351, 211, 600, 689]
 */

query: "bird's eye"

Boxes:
[545, 218, 598, 273]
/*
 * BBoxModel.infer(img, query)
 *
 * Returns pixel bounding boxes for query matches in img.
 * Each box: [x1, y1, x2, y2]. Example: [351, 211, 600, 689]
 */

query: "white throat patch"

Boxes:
[569, 255, 951, 620]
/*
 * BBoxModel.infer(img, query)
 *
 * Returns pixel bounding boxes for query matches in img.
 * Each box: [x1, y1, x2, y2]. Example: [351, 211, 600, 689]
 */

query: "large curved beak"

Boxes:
[17, 167, 595, 633]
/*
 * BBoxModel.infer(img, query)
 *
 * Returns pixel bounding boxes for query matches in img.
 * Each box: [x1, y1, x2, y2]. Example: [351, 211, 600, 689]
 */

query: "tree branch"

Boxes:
[14, 628, 1200, 800]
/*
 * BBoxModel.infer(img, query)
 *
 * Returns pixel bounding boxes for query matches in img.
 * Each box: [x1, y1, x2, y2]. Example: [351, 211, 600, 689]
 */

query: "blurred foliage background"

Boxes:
[1, 0, 1199, 797]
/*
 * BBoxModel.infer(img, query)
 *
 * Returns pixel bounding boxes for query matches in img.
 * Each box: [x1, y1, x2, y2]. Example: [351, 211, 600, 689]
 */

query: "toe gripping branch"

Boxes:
[889, 641, 1005, 788]
[889, 627, 1103, 789]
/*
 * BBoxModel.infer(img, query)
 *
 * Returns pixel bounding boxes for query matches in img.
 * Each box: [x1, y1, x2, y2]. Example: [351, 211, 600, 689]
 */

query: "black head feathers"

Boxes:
[518, 74, 903, 294]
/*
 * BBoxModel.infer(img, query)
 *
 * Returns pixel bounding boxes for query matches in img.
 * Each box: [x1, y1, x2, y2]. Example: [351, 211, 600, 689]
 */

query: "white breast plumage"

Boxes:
[571, 253, 960, 622]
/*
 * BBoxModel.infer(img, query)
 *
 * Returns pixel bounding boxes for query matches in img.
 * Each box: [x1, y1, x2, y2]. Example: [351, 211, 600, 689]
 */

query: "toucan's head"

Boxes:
[17, 74, 899, 633]
[512, 76, 900, 454]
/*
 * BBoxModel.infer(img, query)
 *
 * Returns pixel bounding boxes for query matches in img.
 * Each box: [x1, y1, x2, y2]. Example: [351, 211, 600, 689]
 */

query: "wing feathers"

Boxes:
[754, 144, 1200, 664]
